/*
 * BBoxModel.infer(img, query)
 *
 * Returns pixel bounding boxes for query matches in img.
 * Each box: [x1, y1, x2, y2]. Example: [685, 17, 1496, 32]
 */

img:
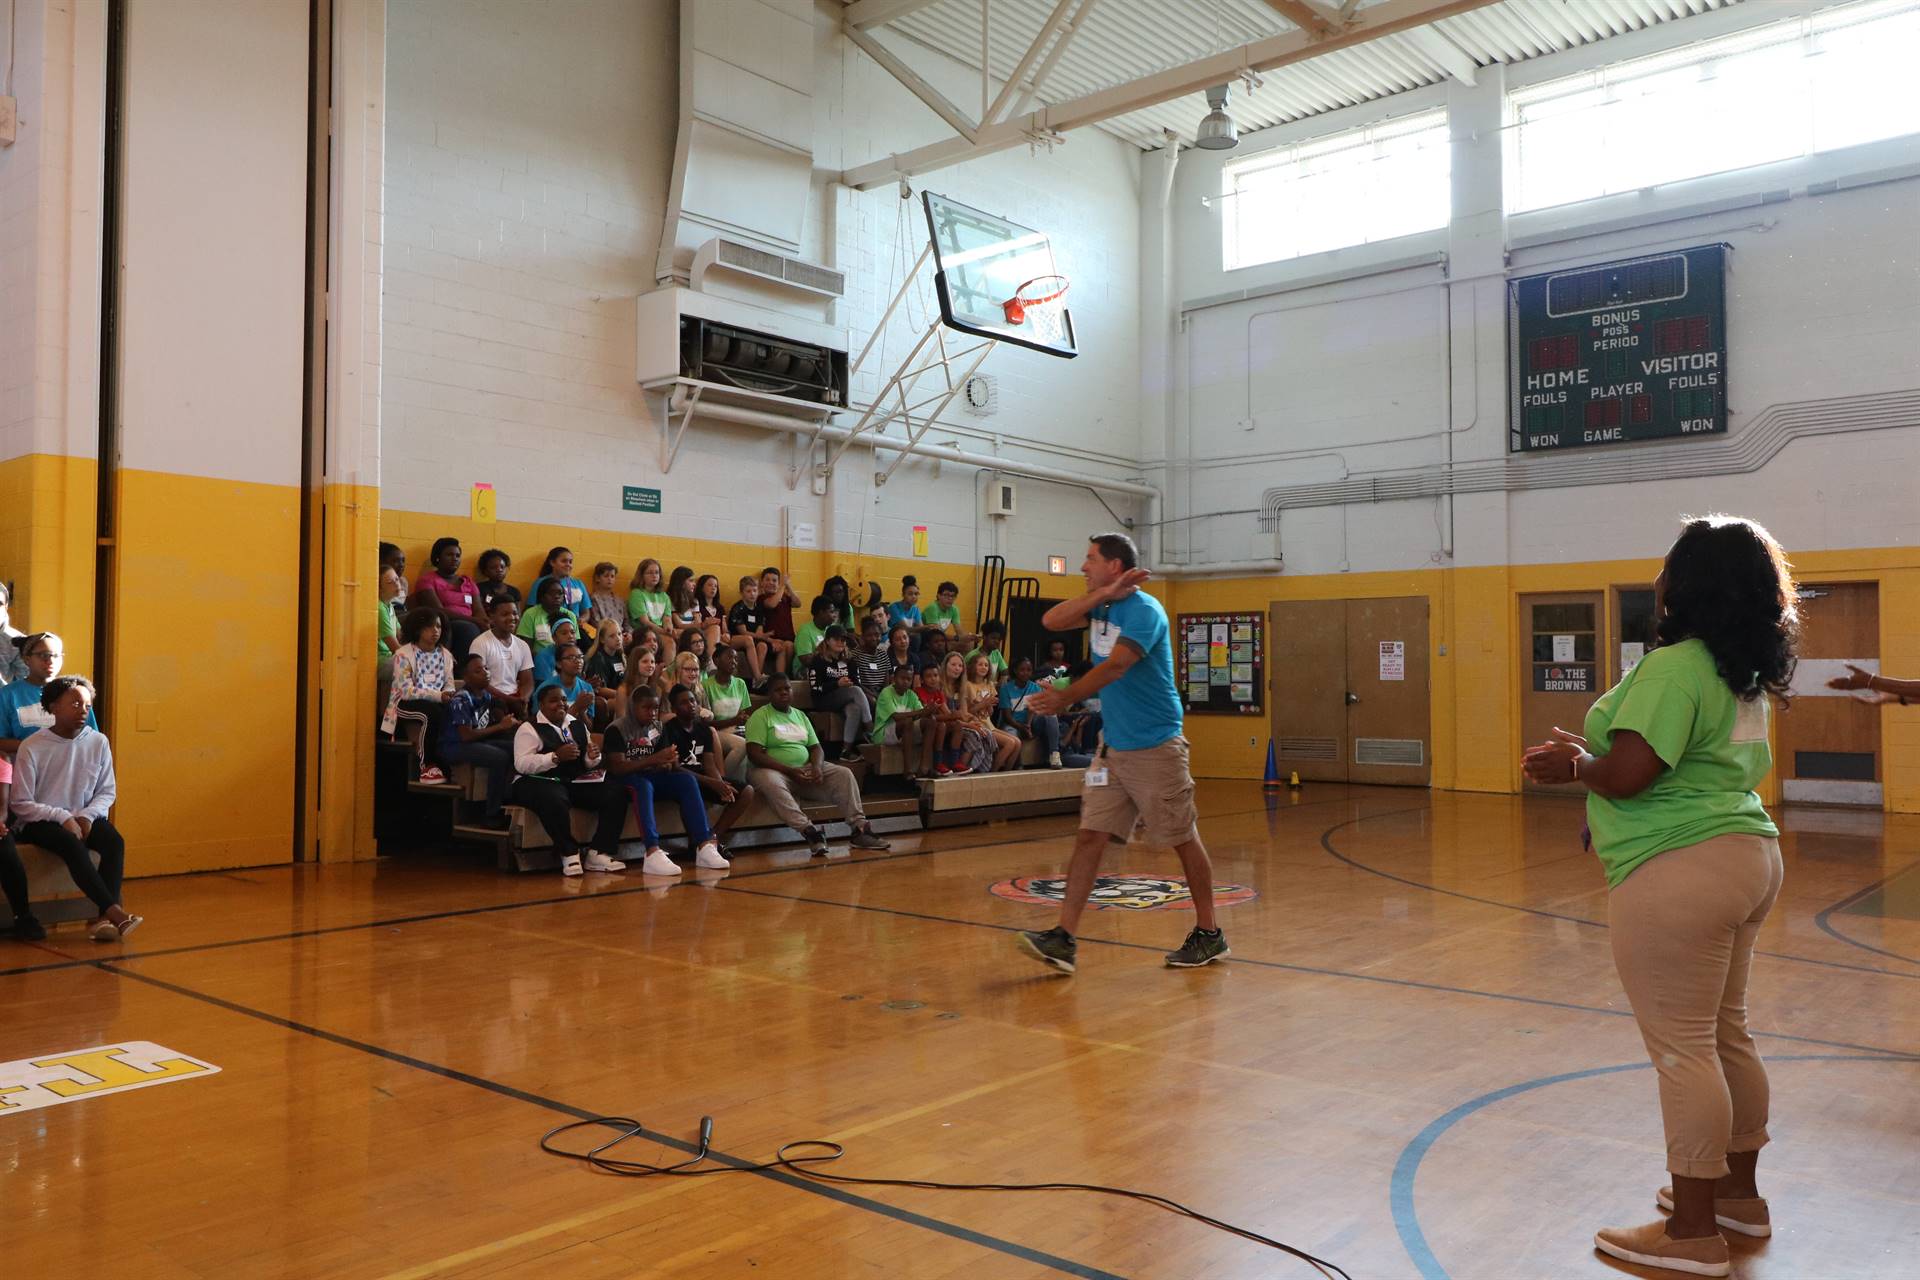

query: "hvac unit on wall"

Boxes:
[636, 285, 850, 412]
[985, 478, 1017, 518]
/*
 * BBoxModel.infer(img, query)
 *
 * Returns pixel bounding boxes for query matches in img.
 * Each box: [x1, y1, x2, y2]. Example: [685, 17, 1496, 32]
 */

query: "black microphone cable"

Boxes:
[540, 1115, 1353, 1280]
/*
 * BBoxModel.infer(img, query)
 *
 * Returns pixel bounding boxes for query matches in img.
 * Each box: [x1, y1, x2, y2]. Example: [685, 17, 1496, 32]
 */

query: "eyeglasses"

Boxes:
[30, 650, 62, 660]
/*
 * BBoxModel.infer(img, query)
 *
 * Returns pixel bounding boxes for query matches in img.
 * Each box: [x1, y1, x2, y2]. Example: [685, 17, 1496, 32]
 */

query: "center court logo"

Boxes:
[989, 874, 1256, 912]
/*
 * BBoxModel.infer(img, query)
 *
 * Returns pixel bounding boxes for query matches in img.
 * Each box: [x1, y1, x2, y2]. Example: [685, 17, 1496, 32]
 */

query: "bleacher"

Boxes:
[383, 676, 1084, 870]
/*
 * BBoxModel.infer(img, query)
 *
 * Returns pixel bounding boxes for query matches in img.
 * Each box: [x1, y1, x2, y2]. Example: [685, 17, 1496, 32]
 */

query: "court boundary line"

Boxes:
[706, 881, 1920, 1060]
[94, 961, 1129, 1280]
[1387, 1053, 1920, 1280]
[0, 795, 1359, 982]
[1315, 807, 1920, 982]
[1811, 860, 1920, 968]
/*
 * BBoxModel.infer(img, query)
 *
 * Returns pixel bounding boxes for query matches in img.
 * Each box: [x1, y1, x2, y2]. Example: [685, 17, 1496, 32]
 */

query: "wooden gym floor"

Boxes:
[5, 782, 1917, 1279]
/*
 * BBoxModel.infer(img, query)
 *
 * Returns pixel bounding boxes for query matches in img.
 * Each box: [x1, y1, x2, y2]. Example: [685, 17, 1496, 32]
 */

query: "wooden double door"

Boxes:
[1269, 598, 1431, 786]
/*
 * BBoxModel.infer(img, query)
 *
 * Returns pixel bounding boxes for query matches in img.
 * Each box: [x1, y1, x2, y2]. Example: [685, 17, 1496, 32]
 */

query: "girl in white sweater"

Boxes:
[9, 676, 141, 941]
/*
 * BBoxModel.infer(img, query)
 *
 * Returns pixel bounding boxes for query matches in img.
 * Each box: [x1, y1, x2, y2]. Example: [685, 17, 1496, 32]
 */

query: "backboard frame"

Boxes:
[922, 191, 1078, 359]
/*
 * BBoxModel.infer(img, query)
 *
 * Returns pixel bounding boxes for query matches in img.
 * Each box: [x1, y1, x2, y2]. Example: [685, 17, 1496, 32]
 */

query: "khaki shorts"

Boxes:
[1080, 736, 1199, 848]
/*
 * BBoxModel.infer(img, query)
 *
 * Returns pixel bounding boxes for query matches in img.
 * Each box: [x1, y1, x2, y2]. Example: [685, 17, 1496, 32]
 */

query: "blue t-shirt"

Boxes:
[443, 688, 499, 751]
[1088, 591, 1181, 751]
[0, 680, 99, 742]
[887, 602, 923, 631]
[998, 679, 1043, 727]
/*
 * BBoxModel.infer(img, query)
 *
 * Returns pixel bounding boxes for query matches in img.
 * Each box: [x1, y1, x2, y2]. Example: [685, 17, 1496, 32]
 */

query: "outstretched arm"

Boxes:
[1040, 568, 1151, 633]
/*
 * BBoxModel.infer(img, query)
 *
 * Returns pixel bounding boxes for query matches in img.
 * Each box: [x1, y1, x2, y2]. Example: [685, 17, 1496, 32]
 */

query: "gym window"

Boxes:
[1508, 0, 1920, 214]
[1221, 109, 1450, 271]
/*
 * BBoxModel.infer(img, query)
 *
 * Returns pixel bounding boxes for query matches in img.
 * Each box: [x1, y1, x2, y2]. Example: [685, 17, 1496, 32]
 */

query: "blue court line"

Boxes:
[1317, 809, 1920, 982]
[1389, 1052, 1920, 1280]
[1812, 860, 1920, 969]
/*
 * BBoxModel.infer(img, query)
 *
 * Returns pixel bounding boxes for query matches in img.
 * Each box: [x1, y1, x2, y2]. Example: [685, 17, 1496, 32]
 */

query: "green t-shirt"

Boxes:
[746, 703, 818, 769]
[517, 604, 580, 653]
[795, 621, 828, 660]
[871, 686, 923, 744]
[922, 601, 962, 635]
[377, 600, 400, 660]
[702, 674, 749, 724]
[1583, 638, 1777, 889]
[966, 647, 1008, 677]
[628, 589, 671, 627]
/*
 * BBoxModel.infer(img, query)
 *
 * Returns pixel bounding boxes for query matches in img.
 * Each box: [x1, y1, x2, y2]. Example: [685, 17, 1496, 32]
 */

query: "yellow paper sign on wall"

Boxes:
[471, 482, 496, 524]
[911, 525, 929, 558]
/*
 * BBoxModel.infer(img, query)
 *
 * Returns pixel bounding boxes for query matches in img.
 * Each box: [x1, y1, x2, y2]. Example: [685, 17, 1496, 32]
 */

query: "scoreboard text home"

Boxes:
[1509, 244, 1728, 453]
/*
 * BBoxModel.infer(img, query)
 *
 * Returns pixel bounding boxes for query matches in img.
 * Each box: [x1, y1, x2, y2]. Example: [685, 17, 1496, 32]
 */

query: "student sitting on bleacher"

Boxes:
[1042, 639, 1073, 683]
[745, 674, 890, 858]
[414, 537, 483, 660]
[669, 651, 710, 724]
[675, 627, 709, 672]
[603, 686, 726, 876]
[998, 656, 1065, 769]
[0, 633, 98, 759]
[795, 595, 833, 663]
[945, 652, 1001, 774]
[664, 685, 755, 857]
[757, 567, 801, 676]
[884, 624, 915, 681]
[887, 576, 925, 638]
[476, 548, 521, 615]
[383, 608, 457, 784]
[377, 566, 405, 683]
[914, 629, 950, 675]
[519, 578, 580, 657]
[967, 620, 1010, 681]
[442, 654, 520, 828]
[727, 575, 773, 686]
[535, 640, 597, 727]
[701, 643, 751, 778]
[531, 617, 580, 686]
[473, 598, 535, 717]
[807, 626, 872, 763]
[9, 676, 140, 941]
[917, 660, 964, 776]
[0, 582, 30, 685]
[510, 683, 629, 877]
[872, 661, 932, 780]
[529, 547, 591, 622]
[853, 617, 892, 707]
[585, 560, 625, 638]
[627, 558, 676, 661]
[822, 575, 854, 628]
[691, 574, 727, 653]
[380, 541, 409, 601]
[923, 579, 966, 648]
[668, 567, 701, 637]
[583, 615, 627, 723]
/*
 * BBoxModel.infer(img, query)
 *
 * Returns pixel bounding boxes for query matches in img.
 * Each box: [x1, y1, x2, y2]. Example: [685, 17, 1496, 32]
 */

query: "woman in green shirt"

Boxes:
[626, 558, 677, 664]
[1524, 516, 1799, 1278]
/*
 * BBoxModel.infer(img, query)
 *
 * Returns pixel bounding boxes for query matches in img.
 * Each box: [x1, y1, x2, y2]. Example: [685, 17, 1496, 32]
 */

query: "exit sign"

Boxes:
[1509, 244, 1728, 453]
[622, 486, 662, 513]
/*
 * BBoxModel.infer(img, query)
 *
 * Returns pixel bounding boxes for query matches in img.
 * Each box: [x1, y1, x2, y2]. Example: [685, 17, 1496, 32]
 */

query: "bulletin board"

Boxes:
[1175, 612, 1264, 715]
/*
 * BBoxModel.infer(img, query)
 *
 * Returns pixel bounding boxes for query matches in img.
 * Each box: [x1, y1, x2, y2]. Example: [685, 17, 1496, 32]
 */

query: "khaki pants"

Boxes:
[1608, 832, 1784, 1178]
[749, 762, 865, 831]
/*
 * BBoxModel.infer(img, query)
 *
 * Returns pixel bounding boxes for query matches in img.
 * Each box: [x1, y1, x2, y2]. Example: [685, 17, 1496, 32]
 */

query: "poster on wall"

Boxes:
[1379, 641, 1405, 682]
[1552, 634, 1576, 663]
[1177, 612, 1265, 714]
[1535, 664, 1596, 693]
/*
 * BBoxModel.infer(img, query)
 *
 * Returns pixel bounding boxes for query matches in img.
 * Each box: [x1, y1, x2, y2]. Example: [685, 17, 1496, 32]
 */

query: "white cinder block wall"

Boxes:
[1161, 20, 1920, 578]
[379, 0, 1145, 575]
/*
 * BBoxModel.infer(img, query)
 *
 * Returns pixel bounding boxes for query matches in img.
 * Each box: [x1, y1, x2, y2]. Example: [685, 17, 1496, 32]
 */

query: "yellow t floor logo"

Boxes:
[0, 1042, 220, 1114]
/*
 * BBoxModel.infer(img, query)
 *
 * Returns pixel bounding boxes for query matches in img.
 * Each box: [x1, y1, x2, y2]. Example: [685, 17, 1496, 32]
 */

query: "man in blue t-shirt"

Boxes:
[1019, 532, 1228, 975]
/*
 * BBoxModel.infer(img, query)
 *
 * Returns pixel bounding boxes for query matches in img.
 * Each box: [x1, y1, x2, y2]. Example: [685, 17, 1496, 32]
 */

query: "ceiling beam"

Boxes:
[842, 0, 944, 30]
[844, 25, 979, 144]
[1260, 0, 1339, 36]
[983, 0, 1079, 127]
[1404, 25, 1478, 85]
[1009, 0, 1100, 119]
[841, 0, 1505, 189]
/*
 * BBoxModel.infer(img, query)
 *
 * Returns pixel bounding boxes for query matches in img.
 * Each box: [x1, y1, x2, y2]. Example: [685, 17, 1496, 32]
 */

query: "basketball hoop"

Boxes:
[1001, 275, 1070, 326]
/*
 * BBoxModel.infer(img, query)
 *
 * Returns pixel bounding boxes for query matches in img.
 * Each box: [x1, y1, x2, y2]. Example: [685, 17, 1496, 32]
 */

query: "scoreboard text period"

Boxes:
[1509, 244, 1728, 453]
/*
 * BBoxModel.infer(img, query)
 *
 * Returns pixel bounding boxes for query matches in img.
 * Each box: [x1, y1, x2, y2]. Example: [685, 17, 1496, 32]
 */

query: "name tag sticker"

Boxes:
[1090, 620, 1117, 657]
[1084, 767, 1109, 788]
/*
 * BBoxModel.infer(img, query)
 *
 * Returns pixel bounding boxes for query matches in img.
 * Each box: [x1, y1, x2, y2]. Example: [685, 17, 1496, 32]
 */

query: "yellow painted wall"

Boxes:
[1162, 545, 1920, 814]
[108, 469, 303, 874]
[380, 510, 1050, 637]
[0, 453, 100, 665]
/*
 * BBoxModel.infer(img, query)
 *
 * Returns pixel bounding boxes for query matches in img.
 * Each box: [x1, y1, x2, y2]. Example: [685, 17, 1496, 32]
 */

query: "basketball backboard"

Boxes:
[922, 192, 1077, 359]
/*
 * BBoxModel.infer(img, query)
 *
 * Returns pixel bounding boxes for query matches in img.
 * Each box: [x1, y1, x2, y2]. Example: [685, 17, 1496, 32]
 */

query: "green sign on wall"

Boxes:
[622, 486, 662, 513]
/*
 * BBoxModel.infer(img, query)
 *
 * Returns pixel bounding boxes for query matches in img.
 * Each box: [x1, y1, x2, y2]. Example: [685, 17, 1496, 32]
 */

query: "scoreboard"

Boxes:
[1509, 244, 1728, 453]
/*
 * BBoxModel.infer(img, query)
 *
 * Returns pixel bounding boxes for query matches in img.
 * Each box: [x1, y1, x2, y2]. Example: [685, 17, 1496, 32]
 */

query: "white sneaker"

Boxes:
[640, 848, 680, 877]
[582, 850, 627, 873]
[694, 842, 729, 869]
[1048, 752, 1063, 768]
[559, 853, 584, 877]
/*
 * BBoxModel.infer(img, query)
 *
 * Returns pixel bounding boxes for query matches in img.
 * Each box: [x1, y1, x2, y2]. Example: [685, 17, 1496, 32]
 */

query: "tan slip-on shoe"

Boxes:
[1658, 1186, 1772, 1237]
[1595, 1221, 1731, 1277]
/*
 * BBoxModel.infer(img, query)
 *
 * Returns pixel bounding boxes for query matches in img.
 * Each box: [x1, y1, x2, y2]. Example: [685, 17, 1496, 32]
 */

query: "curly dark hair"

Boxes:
[1655, 515, 1799, 702]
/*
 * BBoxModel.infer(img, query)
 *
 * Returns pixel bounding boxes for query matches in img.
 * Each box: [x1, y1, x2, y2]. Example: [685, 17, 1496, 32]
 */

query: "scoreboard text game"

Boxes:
[1509, 244, 1728, 453]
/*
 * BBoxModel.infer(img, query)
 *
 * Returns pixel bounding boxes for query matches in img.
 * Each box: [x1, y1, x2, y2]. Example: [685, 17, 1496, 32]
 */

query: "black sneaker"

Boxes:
[1165, 927, 1229, 968]
[9, 915, 47, 942]
[803, 826, 831, 858]
[1017, 926, 1077, 974]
